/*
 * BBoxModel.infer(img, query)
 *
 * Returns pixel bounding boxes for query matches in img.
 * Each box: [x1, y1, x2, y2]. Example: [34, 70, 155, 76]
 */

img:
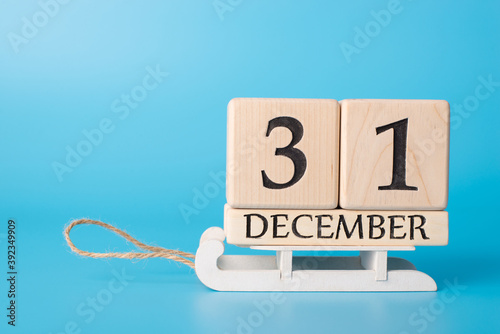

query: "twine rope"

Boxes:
[64, 219, 195, 269]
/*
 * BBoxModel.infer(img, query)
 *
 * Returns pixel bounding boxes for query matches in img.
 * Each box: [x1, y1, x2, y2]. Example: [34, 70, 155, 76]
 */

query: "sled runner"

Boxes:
[195, 227, 437, 292]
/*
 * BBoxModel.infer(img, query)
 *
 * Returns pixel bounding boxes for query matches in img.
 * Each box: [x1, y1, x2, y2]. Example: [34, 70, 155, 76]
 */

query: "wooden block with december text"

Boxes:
[227, 98, 340, 209]
[339, 99, 449, 210]
[224, 205, 448, 246]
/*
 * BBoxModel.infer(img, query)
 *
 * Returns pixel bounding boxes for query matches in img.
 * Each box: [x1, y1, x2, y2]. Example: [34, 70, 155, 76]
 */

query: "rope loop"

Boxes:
[64, 219, 195, 269]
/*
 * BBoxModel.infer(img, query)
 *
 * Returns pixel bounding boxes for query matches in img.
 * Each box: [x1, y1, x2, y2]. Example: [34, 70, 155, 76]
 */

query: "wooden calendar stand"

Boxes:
[195, 227, 437, 292]
[194, 98, 449, 292]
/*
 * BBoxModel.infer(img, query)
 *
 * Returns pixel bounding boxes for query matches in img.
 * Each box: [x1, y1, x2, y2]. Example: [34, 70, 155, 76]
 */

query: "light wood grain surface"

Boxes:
[224, 205, 448, 246]
[227, 98, 340, 209]
[339, 99, 449, 210]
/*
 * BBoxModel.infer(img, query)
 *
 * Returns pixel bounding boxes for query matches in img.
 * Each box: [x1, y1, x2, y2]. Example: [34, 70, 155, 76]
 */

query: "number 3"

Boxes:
[261, 117, 307, 189]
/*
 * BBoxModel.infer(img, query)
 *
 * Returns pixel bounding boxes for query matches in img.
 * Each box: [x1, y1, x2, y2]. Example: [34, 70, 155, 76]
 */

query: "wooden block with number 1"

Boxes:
[339, 99, 450, 210]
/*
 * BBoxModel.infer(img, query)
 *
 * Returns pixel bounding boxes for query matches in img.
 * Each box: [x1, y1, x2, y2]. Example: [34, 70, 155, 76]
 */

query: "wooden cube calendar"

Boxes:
[195, 97, 450, 292]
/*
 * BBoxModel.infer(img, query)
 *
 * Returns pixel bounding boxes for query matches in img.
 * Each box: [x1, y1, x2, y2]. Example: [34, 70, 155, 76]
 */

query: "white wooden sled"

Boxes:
[195, 227, 437, 292]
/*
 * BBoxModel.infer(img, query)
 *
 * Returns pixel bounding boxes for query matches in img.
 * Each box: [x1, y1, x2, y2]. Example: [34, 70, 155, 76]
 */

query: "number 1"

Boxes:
[376, 118, 418, 191]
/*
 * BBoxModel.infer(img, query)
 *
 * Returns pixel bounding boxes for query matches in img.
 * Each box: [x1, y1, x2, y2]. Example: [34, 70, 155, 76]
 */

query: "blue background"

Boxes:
[1, 0, 499, 333]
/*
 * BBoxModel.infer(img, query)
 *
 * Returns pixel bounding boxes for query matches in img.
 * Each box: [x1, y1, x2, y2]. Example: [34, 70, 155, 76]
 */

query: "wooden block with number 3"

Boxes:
[339, 99, 450, 210]
[227, 98, 340, 209]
